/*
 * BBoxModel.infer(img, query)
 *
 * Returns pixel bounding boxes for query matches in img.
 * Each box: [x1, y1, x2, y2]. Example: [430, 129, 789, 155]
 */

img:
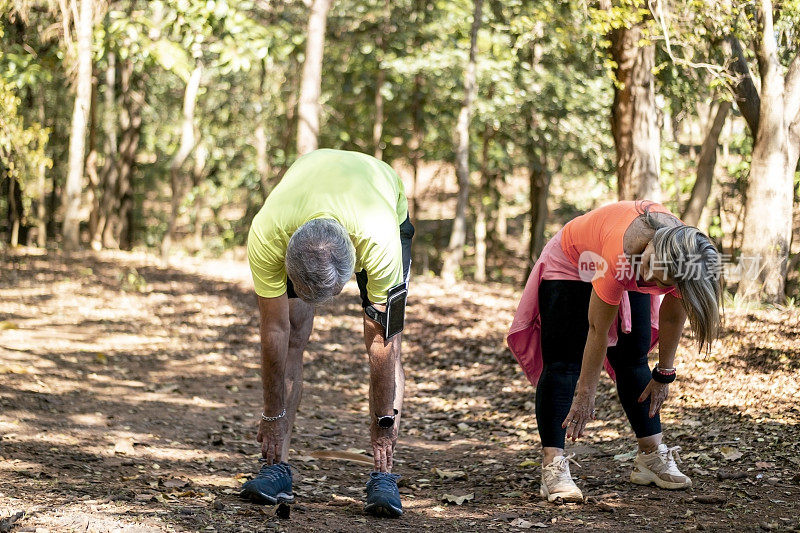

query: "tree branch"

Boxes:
[784, 52, 800, 127]
[725, 36, 760, 135]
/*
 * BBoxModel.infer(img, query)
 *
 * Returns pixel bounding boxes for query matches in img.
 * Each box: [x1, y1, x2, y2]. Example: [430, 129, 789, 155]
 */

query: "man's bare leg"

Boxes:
[278, 298, 314, 462]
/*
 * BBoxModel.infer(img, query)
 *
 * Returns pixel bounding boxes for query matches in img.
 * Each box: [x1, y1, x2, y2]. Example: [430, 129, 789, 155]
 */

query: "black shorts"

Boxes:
[286, 215, 414, 308]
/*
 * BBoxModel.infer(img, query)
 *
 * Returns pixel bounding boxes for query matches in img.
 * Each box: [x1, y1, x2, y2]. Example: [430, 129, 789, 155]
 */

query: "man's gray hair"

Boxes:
[644, 210, 722, 350]
[285, 218, 356, 304]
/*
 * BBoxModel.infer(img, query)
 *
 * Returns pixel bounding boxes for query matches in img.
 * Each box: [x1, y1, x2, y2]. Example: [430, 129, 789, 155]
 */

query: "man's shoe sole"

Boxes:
[364, 502, 403, 518]
[239, 490, 296, 505]
[630, 468, 692, 489]
[539, 485, 583, 503]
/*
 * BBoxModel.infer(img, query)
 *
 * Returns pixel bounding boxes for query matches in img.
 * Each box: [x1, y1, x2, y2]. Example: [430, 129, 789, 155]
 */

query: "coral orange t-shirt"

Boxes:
[560, 201, 680, 305]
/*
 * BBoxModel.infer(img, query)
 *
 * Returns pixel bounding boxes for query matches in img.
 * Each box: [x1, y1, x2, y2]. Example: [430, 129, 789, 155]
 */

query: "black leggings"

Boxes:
[536, 280, 660, 448]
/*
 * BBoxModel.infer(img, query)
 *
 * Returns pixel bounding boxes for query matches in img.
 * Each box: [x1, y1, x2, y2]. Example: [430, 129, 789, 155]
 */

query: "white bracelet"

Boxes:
[261, 408, 286, 422]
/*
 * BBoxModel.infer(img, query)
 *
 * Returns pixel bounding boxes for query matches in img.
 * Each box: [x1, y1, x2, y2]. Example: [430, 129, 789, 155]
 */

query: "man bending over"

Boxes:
[239, 149, 414, 518]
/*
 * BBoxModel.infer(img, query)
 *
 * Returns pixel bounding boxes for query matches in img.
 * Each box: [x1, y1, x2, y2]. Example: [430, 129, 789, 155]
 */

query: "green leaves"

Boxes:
[147, 39, 193, 82]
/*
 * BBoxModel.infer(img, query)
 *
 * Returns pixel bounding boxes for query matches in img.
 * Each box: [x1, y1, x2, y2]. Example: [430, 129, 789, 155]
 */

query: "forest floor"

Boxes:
[1, 248, 799, 533]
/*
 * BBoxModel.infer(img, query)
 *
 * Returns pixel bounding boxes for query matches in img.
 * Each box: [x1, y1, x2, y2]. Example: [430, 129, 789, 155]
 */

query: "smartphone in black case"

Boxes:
[384, 283, 408, 339]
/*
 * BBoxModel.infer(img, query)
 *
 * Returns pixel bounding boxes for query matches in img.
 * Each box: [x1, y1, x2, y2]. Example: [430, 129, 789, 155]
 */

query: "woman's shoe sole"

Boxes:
[539, 485, 583, 502]
[630, 469, 692, 489]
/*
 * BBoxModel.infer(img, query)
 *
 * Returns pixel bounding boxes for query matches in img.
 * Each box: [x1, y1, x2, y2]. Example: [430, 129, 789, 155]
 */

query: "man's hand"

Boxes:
[257, 416, 289, 464]
[370, 419, 398, 472]
[562, 387, 596, 441]
[638, 380, 669, 418]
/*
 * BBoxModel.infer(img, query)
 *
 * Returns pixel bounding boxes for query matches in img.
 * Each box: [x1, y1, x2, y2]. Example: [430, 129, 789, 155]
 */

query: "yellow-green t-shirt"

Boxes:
[247, 149, 408, 303]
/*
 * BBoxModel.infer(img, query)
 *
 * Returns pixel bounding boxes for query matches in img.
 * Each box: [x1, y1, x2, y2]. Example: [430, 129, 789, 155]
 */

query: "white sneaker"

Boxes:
[540, 453, 583, 502]
[631, 444, 692, 489]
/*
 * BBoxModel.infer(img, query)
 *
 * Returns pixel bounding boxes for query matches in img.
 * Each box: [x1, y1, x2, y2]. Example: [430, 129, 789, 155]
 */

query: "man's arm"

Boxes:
[638, 292, 687, 417]
[256, 293, 291, 463]
[563, 290, 618, 440]
[364, 302, 403, 472]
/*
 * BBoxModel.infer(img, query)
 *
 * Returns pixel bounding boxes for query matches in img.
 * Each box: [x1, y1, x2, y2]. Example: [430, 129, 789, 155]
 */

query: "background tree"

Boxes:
[297, 0, 333, 155]
[731, 1, 800, 302]
[441, 0, 483, 283]
[61, 0, 94, 250]
[596, 0, 661, 202]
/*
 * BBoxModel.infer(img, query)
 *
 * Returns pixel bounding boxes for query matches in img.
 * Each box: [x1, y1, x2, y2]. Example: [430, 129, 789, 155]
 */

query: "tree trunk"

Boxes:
[35, 86, 48, 247]
[91, 49, 117, 250]
[736, 1, 799, 302]
[254, 60, 272, 201]
[255, 123, 271, 200]
[86, 71, 100, 241]
[441, 0, 482, 283]
[608, 21, 661, 201]
[681, 100, 732, 226]
[372, 1, 389, 160]
[7, 176, 22, 247]
[409, 73, 423, 221]
[103, 56, 142, 249]
[373, 65, 385, 160]
[192, 142, 209, 252]
[474, 119, 495, 283]
[161, 63, 203, 259]
[62, 0, 94, 250]
[296, 0, 332, 156]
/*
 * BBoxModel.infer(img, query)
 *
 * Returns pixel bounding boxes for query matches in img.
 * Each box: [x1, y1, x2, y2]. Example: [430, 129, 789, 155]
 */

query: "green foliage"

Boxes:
[0, 79, 50, 185]
[0, 0, 780, 292]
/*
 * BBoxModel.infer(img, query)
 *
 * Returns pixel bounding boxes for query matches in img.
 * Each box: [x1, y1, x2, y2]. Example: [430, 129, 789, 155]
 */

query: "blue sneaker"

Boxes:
[239, 461, 294, 505]
[364, 471, 403, 518]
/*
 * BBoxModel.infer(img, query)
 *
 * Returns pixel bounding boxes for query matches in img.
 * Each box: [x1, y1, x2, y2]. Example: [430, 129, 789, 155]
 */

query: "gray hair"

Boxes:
[285, 218, 355, 304]
[643, 207, 722, 350]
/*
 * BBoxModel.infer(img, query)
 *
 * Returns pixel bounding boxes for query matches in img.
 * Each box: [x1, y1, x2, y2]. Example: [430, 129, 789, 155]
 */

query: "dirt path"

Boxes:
[1, 250, 799, 532]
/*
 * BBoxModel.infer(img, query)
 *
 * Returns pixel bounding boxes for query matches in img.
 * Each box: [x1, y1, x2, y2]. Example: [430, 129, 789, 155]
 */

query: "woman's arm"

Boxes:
[563, 289, 618, 440]
[655, 292, 686, 370]
[637, 292, 687, 417]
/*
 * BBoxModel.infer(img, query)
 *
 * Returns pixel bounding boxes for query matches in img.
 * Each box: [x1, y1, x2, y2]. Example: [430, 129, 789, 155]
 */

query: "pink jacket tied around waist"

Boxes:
[506, 229, 661, 386]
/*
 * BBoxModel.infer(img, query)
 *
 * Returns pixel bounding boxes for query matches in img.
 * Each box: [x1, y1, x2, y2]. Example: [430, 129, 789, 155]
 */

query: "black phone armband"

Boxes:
[365, 283, 407, 340]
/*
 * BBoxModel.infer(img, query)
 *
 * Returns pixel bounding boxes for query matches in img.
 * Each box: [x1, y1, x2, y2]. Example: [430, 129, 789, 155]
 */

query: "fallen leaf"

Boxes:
[162, 478, 189, 489]
[0, 364, 29, 375]
[442, 493, 473, 505]
[0, 321, 19, 330]
[114, 438, 135, 455]
[309, 450, 373, 465]
[755, 462, 774, 469]
[518, 459, 539, 468]
[433, 468, 467, 480]
[329, 494, 358, 506]
[613, 450, 636, 462]
[720, 446, 743, 461]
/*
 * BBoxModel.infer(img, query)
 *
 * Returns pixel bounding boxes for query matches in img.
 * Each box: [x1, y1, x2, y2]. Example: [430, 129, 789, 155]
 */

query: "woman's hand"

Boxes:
[638, 379, 669, 418]
[562, 387, 597, 441]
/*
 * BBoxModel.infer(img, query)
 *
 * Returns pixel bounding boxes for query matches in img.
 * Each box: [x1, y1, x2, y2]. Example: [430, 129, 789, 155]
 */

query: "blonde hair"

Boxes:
[641, 205, 722, 350]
